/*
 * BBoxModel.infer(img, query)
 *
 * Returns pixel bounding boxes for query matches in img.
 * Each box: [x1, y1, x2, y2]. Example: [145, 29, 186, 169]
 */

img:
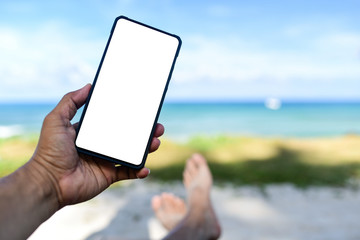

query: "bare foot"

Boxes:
[151, 193, 187, 231]
[183, 153, 213, 196]
[178, 153, 221, 239]
[152, 154, 221, 240]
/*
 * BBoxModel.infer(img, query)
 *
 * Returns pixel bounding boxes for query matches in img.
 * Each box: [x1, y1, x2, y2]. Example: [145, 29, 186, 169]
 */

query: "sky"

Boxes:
[0, 0, 359, 102]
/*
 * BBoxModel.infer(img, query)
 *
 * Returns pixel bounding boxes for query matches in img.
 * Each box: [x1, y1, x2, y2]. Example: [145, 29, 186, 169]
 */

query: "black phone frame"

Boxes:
[75, 16, 182, 169]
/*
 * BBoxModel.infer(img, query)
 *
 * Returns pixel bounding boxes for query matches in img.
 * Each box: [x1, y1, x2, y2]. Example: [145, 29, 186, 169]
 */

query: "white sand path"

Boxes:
[29, 179, 360, 240]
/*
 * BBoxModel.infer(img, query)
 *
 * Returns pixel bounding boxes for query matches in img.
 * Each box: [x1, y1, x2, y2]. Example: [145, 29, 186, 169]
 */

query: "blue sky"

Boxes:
[0, 0, 359, 102]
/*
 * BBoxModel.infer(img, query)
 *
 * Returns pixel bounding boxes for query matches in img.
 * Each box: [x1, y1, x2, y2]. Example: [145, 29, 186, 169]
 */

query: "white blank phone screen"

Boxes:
[75, 18, 179, 166]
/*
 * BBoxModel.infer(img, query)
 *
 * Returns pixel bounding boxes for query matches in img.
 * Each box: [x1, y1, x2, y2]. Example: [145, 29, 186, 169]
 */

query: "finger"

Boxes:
[115, 166, 150, 181]
[72, 122, 79, 130]
[153, 123, 165, 138]
[135, 167, 151, 179]
[149, 137, 161, 153]
[53, 84, 91, 121]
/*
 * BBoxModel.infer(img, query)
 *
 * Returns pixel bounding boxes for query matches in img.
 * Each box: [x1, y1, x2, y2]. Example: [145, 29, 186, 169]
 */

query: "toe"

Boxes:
[192, 153, 207, 167]
[186, 157, 198, 177]
[183, 170, 191, 188]
[174, 197, 187, 212]
[151, 195, 162, 211]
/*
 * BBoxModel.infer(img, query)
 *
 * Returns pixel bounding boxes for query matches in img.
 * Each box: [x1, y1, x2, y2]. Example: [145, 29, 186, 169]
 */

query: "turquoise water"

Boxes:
[160, 103, 360, 140]
[0, 102, 359, 140]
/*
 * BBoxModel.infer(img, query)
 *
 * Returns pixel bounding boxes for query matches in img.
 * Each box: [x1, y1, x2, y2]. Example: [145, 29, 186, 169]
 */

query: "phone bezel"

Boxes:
[75, 16, 182, 169]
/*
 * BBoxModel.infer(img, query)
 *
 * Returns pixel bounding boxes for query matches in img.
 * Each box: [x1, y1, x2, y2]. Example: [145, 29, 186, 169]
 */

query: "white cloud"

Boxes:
[0, 22, 104, 101]
[1, 19, 359, 102]
[174, 32, 360, 84]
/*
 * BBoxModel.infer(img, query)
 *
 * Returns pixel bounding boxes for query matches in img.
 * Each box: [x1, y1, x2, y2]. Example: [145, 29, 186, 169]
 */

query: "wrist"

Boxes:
[24, 156, 61, 212]
[0, 157, 59, 239]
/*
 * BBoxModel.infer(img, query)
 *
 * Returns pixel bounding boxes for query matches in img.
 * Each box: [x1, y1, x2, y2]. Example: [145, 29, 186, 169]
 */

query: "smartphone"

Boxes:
[75, 16, 181, 169]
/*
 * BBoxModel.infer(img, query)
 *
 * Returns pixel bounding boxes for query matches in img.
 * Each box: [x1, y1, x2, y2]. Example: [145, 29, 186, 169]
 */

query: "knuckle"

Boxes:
[43, 112, 55, 124]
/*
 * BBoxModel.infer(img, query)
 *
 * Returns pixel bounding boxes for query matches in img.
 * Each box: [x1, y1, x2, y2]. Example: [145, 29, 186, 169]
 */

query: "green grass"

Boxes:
[0, 135, 39, 177]
[147, 135, 360, 187]
[2, 134, 360, 187]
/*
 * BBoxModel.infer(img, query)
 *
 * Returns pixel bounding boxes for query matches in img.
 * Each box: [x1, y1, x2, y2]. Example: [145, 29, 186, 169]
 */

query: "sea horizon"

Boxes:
[1, 99, 360, 104]
[0, 101, 359, 140]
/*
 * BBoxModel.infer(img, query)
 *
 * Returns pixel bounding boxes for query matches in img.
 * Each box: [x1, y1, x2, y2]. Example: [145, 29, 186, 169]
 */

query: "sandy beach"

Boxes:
[29, 179, 360, 240]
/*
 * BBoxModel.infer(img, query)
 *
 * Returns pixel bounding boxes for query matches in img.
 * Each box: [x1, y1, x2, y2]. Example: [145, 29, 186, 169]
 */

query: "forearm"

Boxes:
[0, 159, 58, 239]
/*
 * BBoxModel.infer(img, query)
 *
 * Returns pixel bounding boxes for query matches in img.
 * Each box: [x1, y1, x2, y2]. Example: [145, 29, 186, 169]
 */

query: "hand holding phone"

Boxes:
[75, 16, 181, 169]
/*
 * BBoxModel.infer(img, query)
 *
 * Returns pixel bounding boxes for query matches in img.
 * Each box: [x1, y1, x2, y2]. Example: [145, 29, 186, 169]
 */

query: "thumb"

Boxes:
[53, 84, 92, 121]
[71, 84, 92, 108]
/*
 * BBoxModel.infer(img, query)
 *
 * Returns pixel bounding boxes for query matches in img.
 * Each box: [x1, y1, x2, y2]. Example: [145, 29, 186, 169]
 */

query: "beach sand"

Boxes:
[29, 179, 360, 240]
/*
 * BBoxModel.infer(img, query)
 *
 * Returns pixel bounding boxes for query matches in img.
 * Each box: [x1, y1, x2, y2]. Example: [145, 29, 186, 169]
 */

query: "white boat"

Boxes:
[265, 97, 281, 110]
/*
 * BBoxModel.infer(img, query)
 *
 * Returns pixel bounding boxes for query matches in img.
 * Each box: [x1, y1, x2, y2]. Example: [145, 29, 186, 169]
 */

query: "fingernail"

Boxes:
[137, 168, 150, 179]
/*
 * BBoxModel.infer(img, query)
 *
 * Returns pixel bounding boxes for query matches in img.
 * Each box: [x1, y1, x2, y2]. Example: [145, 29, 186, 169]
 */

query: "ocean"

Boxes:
[0, 102, 359, 140]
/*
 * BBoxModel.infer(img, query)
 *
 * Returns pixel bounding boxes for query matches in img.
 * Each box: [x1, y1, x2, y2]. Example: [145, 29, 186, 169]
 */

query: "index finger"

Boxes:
[153, 123, 165, 138]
